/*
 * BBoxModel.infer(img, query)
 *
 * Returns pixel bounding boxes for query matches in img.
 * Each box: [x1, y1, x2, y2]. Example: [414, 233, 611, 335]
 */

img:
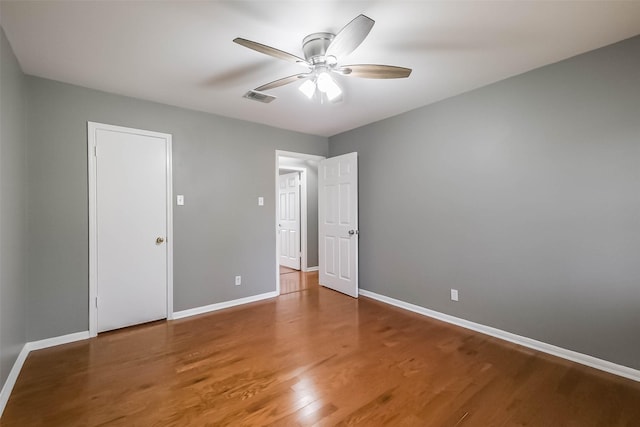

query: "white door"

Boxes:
[318, 152, 358, 298]
[88, 122, 172, 334]
[279, 172, 301, 270]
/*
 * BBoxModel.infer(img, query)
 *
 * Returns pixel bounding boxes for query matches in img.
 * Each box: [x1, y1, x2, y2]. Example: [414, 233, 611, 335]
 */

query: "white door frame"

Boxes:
[275, 150, 325, 295]
[88, 122, 174, 337]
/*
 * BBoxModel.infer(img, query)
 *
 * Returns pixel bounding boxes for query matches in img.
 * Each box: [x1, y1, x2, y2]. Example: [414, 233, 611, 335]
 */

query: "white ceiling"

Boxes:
[1, 1, 639, 137]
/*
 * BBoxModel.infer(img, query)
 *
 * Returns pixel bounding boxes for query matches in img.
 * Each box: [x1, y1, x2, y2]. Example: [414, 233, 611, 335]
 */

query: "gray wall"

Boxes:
[26, 77, 327, 341]
[0, 27, 27, 386]
[329, 36, 640, 370]
[279, 157, 320, 267]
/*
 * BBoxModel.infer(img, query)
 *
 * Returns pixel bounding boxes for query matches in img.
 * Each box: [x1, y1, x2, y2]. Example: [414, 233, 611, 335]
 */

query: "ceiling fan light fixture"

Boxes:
[298, 79, 316, 99]
[316, 72, 342, 101]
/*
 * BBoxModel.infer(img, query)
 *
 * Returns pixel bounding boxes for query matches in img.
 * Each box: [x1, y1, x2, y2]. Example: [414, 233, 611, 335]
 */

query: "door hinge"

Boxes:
[94, 145, 97, 157]
[95, 297, 98, 308]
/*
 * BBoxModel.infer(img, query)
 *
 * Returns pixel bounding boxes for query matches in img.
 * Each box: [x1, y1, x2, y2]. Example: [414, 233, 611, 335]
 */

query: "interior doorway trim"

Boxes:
[275, 150, 325, 295]
[87, 122, 174, 337]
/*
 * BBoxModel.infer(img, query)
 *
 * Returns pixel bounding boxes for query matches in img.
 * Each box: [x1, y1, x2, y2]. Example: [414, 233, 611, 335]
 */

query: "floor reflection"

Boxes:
[279, 266, 318, 295]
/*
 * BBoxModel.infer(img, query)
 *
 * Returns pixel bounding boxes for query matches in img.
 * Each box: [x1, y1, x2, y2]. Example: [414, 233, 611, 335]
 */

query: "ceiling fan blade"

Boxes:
[337, 64, 412, 79]
[254, 73, 311, 92]
[233, 38, 309, 66]
[325, 14, 375, 59]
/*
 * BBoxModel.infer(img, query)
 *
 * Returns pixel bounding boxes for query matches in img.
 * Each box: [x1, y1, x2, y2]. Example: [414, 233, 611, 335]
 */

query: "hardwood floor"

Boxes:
[280, 266, 317, 295]
[3, 273, 640, 426]
[279, 266, 298, 275]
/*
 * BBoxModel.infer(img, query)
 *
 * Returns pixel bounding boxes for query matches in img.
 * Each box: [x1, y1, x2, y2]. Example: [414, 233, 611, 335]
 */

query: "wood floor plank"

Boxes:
[2, 272, 640, 426]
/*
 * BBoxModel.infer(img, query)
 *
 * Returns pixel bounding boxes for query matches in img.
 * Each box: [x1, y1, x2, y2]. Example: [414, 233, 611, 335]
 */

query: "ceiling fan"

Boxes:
[233, 14, 412, 103]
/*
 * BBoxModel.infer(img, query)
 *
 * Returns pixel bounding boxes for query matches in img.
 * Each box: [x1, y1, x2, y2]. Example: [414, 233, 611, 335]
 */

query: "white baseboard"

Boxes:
[172, 291, 278, 320]
[0, 344, 29, 417]
[0, 331, 90, 417]
[26, 331, 91, 352]
[303, 266, 319, 272]
[359, 289, 640, 383]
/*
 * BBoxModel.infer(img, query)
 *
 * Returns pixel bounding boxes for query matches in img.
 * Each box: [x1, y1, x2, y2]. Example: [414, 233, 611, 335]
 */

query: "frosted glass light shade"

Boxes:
[316, 72, 341, 101]
[298, 79, 316, 99]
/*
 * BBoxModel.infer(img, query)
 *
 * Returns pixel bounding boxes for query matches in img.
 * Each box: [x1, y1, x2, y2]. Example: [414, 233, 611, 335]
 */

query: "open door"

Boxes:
[318, 152, 358, 298]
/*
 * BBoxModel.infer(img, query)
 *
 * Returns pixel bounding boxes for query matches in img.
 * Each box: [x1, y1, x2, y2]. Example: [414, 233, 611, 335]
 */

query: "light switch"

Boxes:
[177, 195, 184, 206]
[258, 197, 264, 206]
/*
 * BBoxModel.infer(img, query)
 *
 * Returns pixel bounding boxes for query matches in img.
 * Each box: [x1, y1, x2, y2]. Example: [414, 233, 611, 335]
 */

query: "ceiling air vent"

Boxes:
[242, 90, 276, 103]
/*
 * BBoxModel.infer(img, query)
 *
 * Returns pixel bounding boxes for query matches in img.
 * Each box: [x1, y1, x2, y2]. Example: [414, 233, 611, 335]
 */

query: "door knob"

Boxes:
[348, 230, 359, 235]
[156, 237, 165, 244]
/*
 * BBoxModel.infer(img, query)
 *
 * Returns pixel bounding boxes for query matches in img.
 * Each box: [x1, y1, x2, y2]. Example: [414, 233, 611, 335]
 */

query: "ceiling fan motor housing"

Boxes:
[302, 32, 335, 64]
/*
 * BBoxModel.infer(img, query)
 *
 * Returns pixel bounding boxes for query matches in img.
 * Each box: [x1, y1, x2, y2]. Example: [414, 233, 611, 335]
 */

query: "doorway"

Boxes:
[275, 151, 324, 295]
[88, 122, 174, 336]
[275, 150, 359, 298]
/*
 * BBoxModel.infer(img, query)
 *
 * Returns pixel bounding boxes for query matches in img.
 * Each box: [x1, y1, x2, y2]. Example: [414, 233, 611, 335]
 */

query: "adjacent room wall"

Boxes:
[26, 77, 328, 341]
[329, 36, 640, 370]
[0, 27, 27, 387]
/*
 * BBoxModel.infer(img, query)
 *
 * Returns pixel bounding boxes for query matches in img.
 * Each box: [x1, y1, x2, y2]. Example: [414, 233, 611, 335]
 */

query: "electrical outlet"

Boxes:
[451, 289, 459, 302]
[235, 276, 241, 286]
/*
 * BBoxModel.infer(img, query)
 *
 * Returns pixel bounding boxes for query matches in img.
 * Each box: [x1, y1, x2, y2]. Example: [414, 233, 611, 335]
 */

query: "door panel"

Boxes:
[339, 237, 351, 280]
[95, 127, 169, 332]
[279, 172, 301, 270]
[319, 152, 358, 297]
